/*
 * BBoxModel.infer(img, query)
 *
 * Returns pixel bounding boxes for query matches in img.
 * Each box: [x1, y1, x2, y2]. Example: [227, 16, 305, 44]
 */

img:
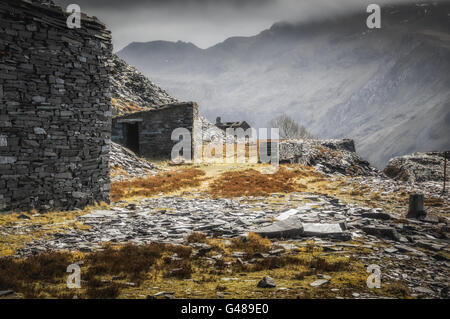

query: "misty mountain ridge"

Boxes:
[117, 2, 450, 168]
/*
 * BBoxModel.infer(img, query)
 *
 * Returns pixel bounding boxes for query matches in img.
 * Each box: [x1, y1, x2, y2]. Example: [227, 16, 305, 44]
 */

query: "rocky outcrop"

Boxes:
[200, 116, 226, 143]
[384, 152, 449, 183]
[279, 139, 378, 176]
[109, 55, 177, 115]
[109, 142, 159, 181]
[200, 116, 241, 144]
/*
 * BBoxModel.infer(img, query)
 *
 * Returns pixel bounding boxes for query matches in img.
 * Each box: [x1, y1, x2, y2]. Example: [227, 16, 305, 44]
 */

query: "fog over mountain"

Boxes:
[54, 0, 424, 50]
[117, 2, 450, 168]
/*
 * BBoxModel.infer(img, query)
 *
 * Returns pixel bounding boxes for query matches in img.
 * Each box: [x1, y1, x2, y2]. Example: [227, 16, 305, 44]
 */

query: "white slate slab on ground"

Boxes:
[276, 209, 299, 221]
[302, 223, 344, 236]
[254, 217, 304, 238]
[80, 210, 115, 219]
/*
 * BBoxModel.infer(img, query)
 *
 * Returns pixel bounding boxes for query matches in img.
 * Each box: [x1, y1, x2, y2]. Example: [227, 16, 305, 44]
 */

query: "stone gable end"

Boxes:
[0, 0, 112, 212]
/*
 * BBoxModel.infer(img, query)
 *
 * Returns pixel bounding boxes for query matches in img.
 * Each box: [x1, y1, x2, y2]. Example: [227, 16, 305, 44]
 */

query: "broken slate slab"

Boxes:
[394, 244, 426, 256]
[257, 276, 276, 288]
[302, 223, 351, 240]
[384, 247, 398, 254]
[310, 279, 329, 287]
[278, 243, 298, 251]
[276, 209, 299, 221]
[362, 226, 400, 241]
[418, 214, 439, 224]
[414, 287, 434, 295]
[0, 290, 14, 297]
[153, 291, 175, 299]
[80, 210, 115, 218]
[361, 212, 391, 220]
[254, 217, 303, 239]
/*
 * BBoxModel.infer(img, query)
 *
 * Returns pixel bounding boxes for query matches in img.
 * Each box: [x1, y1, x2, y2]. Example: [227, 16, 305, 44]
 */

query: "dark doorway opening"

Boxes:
[125, 123, 140, 154]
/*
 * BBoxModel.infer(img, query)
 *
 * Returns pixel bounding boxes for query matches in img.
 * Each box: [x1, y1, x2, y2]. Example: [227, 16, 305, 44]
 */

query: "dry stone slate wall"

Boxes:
[0, 0, 112, 212]
[112, 102, 199, 159]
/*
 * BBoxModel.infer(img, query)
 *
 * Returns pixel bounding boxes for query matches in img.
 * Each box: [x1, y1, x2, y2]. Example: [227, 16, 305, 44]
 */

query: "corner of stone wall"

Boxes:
[0, 0, 112, 212]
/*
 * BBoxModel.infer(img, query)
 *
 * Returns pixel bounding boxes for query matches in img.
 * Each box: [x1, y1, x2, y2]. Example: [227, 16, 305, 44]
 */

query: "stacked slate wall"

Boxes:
[0, 0, 112, 212]
[112, 102, 199, 159]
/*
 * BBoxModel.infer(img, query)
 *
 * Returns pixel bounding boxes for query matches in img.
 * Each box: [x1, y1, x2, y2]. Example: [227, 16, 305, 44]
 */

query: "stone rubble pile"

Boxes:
[12, 191, 449, 297]
[384, 151, 449, 183]
[200, 117, 227, 143]
[109, 54, 177, 115]
[279, 139, 379, 176]
[199, 116, 248, 144]
[30, 0, 55, 6]
[15, 192, 448, 256]
[348, 175, 450, 202]
[109, 142, 159, 181]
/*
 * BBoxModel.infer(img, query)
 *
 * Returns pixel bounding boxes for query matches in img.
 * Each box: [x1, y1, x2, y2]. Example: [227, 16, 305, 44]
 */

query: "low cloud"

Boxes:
[54, 0, 442, 50]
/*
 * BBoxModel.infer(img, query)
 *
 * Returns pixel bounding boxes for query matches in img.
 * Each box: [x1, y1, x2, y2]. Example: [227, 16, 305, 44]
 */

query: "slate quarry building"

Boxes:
[215, 117, 251, 133]
[0, 0, 112, 212]
[112, 102, 200, 159]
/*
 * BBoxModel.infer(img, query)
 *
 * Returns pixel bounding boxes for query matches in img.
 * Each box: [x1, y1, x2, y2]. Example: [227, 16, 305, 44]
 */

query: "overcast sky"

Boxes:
[54, 0, 437, 51]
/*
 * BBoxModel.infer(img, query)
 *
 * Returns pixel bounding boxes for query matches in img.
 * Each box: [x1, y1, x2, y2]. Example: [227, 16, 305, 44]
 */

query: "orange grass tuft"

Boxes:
[230, 233, 272, 255]
[206, 167, 308, 198]
[110, 165, 131, 178]
[110, 168, 206, 201]
[111, 98, 143, 115]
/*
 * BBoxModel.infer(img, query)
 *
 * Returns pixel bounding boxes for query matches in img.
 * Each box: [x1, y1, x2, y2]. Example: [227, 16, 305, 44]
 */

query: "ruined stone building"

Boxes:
[112, 102, 200, 159]
[0, 0, 112, 212]
[215, 117, 251, 132]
